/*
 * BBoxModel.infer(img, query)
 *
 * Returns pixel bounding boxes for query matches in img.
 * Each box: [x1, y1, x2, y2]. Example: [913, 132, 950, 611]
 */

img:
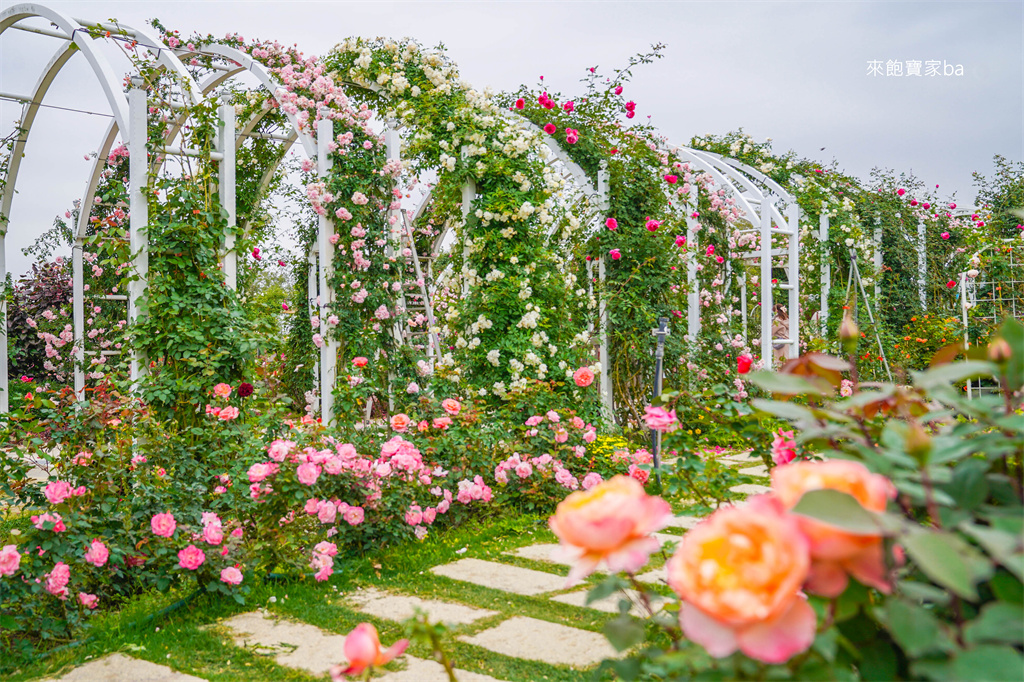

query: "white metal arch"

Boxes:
[0, 4, 204, 411]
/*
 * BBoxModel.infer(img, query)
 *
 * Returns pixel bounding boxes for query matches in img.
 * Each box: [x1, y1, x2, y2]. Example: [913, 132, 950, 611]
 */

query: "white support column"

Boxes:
[598, 255, 613, 420]
[385, 120, 401, 410]
[739, 274, 748, 345]
[873, 225, 882, 303]
[316, 115, 338, 424]
[685, 182, 700, 342]
[820, 213, 829, 336]
[0, 230, 7, 413]
[917, 220, 927, 308]
[128, 77, 149, 384]
[961, 271, 971, 399]
[218, 93, 237, 290]
[786, 203, 800, 360]
[594, 162, 613, 421]
[459, 177, 476, 298]
[760, 196, 774, 369]
[307, 245, 320, 396]
[72, 241, 85, 398]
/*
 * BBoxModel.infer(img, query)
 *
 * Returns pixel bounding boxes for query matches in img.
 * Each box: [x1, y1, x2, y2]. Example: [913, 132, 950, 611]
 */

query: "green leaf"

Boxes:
[951, 645, 1024, 682]
[747, 371, 829, 396]
[991, 570, 1024, 605]
[881, 598, 948, 656]
[964, 602, 1024, 646]
[999, 317, 1024, 391]
[587, 575, 629, 605]
[960, 523, 1024, 582]
[943, 458, 989, 510]
[791, 489, 885, 536]
[912, 361, 996, 391]
[603, 614, 645, 652]
[751, 398, 816, 422]
[903, 529, 994, 601]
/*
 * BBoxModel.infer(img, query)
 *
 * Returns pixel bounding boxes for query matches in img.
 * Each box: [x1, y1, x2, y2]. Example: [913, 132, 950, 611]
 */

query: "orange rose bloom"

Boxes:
[666, 495, 815, 664]
[549, 475, 671, 586]
[772, 460, 896, 597]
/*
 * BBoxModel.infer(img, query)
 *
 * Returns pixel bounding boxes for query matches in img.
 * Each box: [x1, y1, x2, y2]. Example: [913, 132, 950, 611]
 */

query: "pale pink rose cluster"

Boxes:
[304, 497, 366, 527]
[771, 429, 798, 465]
[311, 540, 338, 581]
[643, 405, 678, 432]
[456, 476, 492, 504]
[43, 480, 86, 505]
[32, 512, 67, 532]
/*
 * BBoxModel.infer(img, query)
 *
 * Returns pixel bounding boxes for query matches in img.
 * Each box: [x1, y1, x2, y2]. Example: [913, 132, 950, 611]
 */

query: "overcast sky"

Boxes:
[1, 0, 1021, 279]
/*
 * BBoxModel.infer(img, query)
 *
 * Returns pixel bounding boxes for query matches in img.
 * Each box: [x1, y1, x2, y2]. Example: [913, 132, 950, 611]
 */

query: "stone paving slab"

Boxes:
[739, 465, 770, 477]
[42, 653, 207, 682]
[665, 515, 702, 530]
[721, 451, 760, 463]
[377, 656, 503, 682]
[636, 565, 668, 585]
[508, 543, 591, 569]
[730, 483, 772, 496]
[347, 588, 497, 625]
[550, 588, 645, 614]
[430, 558, 566, 595]
[219, 610, 346, 675]
[461, 616, 619, 667]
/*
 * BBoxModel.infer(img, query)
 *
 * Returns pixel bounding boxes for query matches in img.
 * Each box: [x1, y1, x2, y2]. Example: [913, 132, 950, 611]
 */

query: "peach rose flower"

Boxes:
[548, 475, 671, 586]
[666, 495, 816, 664]
[772, 460, 896, 597]
[441, 398, 461, 415]
[213, 382, 232, 398]
[389, 413, 411, 433]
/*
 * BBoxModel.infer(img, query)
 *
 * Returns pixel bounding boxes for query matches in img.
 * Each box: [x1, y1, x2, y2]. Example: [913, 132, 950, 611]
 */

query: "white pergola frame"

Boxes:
[664, 145, 801, 370]
[1, 3, 803, 424]
[0, 4, 330, 415]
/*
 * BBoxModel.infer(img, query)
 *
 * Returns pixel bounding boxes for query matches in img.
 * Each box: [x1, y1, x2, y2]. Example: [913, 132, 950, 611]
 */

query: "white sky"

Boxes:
[1, 0, 1021, 279]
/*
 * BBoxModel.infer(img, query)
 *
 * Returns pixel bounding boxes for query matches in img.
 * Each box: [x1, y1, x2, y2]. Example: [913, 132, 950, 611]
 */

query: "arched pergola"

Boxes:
[0, 3, 207, 411]
[664, 145, 801, 369]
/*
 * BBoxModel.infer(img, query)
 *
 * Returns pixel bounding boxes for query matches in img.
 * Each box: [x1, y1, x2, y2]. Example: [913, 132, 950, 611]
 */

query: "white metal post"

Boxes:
[385, 120, 401, 411]
[128, 77, 149, 384]
[787, 203, 800, 359]
[873, 225, 882, 303]
[218, 92, 237, 290]
[598, 256, 613, 420]
[961, 271, 971, 399]
[820, 213, 829, 336]
[596, 162, 613, 421]
[686, 182, 700, 341]
[0, 230, 7, 413]
[72, 241, 85, 398]
[460, 178, 476, 298]
[917, 220, 927, 308]
[316, 114, 338, 424]
[760, 196, 774, 369]
[307, 244, 319, 396]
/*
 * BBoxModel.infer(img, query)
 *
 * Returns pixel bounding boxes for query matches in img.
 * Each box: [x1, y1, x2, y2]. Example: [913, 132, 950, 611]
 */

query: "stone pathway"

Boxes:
[44, 474, 774, 681]
[43, 654, 205, 682]
[461, 617, 618, 667]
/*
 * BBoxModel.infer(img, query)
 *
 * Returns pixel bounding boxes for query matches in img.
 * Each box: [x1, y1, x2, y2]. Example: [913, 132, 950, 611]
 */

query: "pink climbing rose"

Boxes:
[151, 512, 176, 537]
[220, 566, 243, 585]
[177, 544, 206, 571]
[83, 539, 109, 567]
